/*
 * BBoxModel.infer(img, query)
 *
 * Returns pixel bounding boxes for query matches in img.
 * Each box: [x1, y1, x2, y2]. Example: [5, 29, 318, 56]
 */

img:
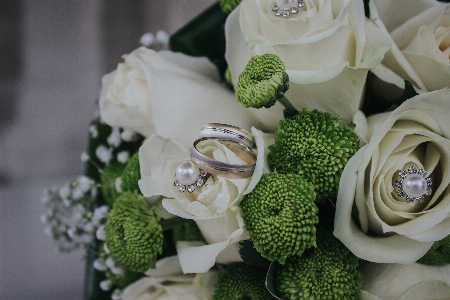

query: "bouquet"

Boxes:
[42, 0, 450, 299]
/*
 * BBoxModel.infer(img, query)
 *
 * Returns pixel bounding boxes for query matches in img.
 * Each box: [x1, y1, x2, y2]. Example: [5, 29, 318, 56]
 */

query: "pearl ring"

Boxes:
[394, 166, 433, 204]
[273, 0, 305, 17]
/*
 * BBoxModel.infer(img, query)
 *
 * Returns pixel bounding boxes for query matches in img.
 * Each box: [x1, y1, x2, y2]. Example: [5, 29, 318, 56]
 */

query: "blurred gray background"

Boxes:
[0, 1, 215, 299]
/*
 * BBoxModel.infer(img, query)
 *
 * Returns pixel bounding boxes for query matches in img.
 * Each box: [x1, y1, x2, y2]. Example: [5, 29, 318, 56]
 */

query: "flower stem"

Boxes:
[278, 96, 297, 111]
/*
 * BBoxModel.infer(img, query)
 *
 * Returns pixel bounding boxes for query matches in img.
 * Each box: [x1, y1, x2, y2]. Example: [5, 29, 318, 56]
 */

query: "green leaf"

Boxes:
[83, 244, 112, 300]
[265, 262, 283, 300]
[169, 2, 228, 75]
[238, 240, 271, 270]
[363, 0, 370, 18]
[362, 79, 419, 116]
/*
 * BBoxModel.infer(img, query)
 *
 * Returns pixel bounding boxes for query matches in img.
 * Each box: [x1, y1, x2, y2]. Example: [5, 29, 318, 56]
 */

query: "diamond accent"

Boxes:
[416, 195, 425, 203]
[418, 169, 427, 176]
[174, 180, 181, 187]
[399, 170, 408, 179]
[394, 179, 403, 188]
[187, 185, 196, 193]
[272, 0, 305, 17]
[178, 185, 186, 193]
[394, 167, 433, 204]
[408, 166, 417, 174]
[397, 189, 406, 197]
[196, 178, 204, 187]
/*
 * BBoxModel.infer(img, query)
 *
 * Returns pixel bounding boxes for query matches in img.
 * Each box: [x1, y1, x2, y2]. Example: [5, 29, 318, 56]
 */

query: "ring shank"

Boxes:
[198, 123, 254, 149]
[190, 137, 257, 179]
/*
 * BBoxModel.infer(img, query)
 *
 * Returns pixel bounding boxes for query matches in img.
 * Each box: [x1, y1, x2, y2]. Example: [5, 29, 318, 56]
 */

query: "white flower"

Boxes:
[117, 151, 129, 164]
[89, 125, 98, 138]
[93, 258, 107, 271]
[122, 256, 218, 300]
[139, 32, 155, 47]
[360, 262, 450, 300]
[100, 280, 112, 292]
[334, 88, 450, 263]
[114, 177, 122, 193]
[120, 129, 135, 142]
[96, 145, 112, 164]
[370, 0, 450, 96]
[225, 0, 390, 131]
[138, 128, 273, 273]
[107, 127, 122, 147]
[96, 225, 106, 241]
[99, 47, 262, 146]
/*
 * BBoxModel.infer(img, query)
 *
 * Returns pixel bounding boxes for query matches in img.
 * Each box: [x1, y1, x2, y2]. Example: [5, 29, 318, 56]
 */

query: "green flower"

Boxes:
[220, 0, 242, 14]
[236, 54, 289, 109]
[98, 242, 142, 288]
[101, 162, 125, 206]
[212, 263, 272, 300]
[276, 229, 363, 300]
[268, 108, 360, 201]
[120, 152, 140, 193]
[418, 235, 450, 265]
[105, 192, 163, 273]
[241, 172, 318, 264]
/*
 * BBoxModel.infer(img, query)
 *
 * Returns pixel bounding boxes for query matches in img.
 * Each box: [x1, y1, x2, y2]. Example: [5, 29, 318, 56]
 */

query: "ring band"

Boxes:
[190, 137, 257, 178]
[198, 123, 254, 149]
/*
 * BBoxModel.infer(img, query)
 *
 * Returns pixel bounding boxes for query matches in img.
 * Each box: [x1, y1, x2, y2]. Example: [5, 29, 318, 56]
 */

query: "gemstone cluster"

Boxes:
[394, 166, 433, 204]
[174, 161, 207, 193]
[272, 0, 305, 17]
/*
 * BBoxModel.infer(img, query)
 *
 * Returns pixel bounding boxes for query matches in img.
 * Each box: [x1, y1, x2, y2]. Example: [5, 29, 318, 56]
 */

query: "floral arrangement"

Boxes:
[42, 0, 450, 299]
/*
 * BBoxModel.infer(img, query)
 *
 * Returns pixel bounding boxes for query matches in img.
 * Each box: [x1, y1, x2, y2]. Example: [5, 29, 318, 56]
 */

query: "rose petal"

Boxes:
[360, 261, 450, 300]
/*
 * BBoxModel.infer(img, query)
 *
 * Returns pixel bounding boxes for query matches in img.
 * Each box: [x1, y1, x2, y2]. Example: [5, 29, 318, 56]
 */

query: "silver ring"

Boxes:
[198, 123, 254, 149]
[190, 138, 257, 179]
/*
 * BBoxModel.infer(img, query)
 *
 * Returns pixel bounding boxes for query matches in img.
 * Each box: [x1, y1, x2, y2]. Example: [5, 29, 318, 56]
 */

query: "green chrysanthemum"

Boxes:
[101, 162, 125, 206]
[418, 235, 450, 265]
[241, 172, 318, 264]
[276, 229, 363, 300]
[98, 242, 142, 288]
[105, 192, 163, 273]
[120, 152, 140, 193]
[236, 53, 289, 109]
[212, 263, 272, 300]
[268, 108, 360, 201]
[219, 0, 242, 14]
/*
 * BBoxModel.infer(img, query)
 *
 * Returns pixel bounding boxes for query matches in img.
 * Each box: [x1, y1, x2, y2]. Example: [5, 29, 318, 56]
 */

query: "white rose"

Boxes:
[138, 128, 273, 273]
[370, 0, 450, 96]
[99, 47, 261, 146]
[122, 256, 219, 300]
[225, 0, 390, 131]
[334, 88, 450, 263]
[360, 261, 450, 300]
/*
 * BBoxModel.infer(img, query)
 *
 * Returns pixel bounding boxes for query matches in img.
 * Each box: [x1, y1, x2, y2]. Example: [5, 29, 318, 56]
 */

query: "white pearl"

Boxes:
[276, 0, 298, 9]
[175, 161, 199, 185]
[402, 174, 427, 198]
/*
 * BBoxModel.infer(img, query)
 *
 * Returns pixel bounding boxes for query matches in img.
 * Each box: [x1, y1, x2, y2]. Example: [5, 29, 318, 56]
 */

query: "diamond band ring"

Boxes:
[190, 137, 257, 179]
[198, 123, 254, 149]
